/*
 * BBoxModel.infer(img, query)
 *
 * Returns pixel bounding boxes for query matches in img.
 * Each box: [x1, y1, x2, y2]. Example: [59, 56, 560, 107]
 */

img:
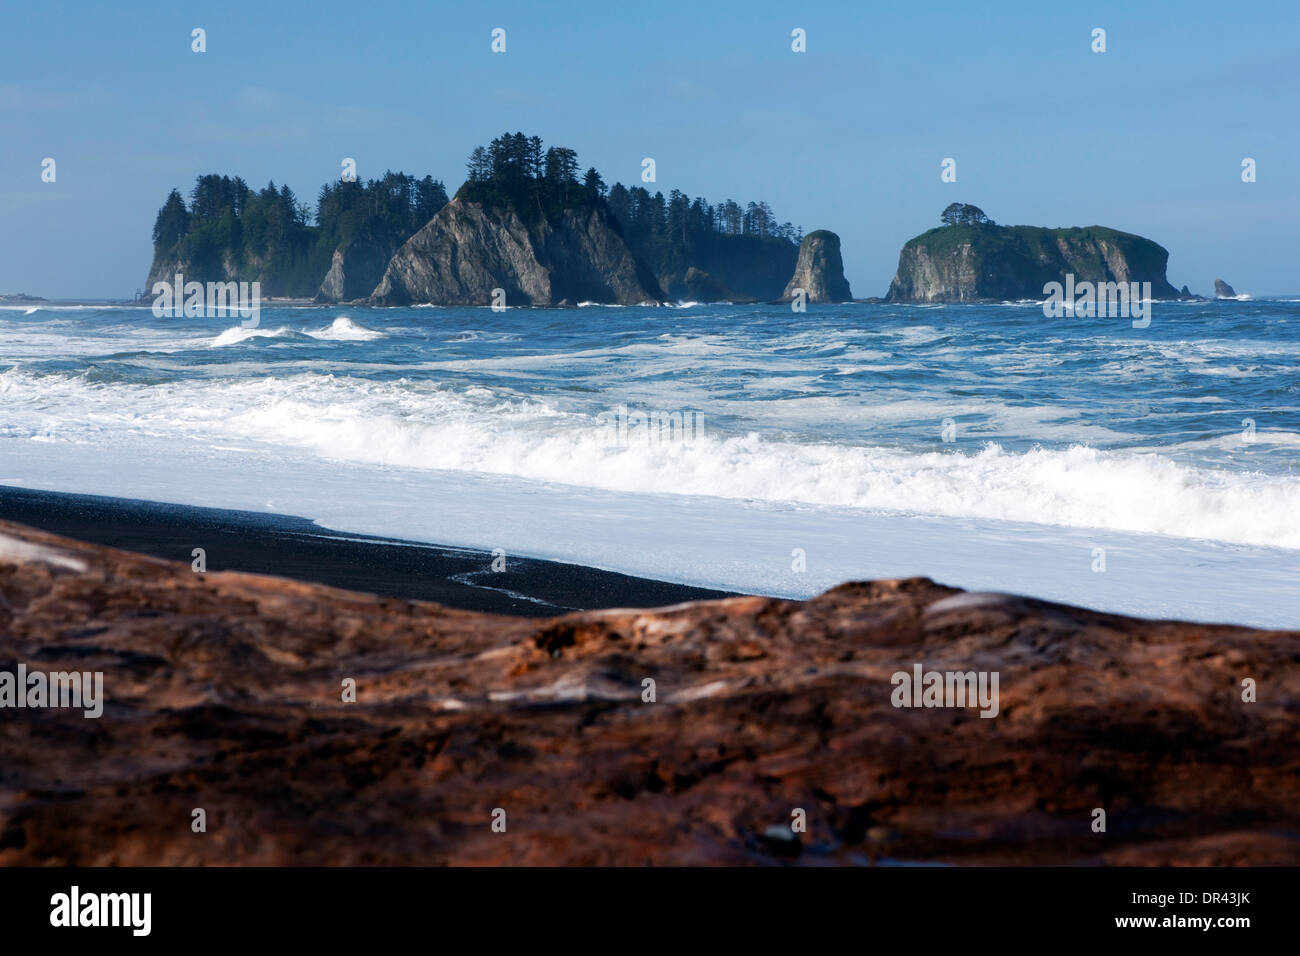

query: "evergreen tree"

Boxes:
[467, 146, 490, 183]
[544, 146, 579, 185]
[527, 136, 545, 179]
[152, 189, 189, 248]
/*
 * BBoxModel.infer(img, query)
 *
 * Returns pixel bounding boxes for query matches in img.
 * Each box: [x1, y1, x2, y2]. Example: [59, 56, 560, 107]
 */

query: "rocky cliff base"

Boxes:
[1, 521, 1295, 865]
[370, 197, 661, 306]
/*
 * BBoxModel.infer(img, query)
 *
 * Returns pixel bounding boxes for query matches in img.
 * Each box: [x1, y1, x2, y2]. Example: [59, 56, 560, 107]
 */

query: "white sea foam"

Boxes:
[2, 368, 1298, 551]
[306, 316, 384, 341]
[0, 304, 142, 312]
[210, 325, 294, 347]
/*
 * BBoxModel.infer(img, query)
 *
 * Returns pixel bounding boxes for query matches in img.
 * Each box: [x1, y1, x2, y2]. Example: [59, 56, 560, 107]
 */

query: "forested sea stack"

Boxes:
[367, 133, 814, 305]
[145, 173, 449, 300]
[886, 204, 1184, 303]
[143, 132, 836, 307]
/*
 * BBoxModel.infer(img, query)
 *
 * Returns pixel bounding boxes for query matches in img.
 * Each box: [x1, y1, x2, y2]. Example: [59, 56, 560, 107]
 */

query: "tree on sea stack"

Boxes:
[544, 147, 579, 182]
[583, 167, 607, 199]
[152, 189, 190, 249]
[466, 146, 490, 183]
[941, 203, 994, 227]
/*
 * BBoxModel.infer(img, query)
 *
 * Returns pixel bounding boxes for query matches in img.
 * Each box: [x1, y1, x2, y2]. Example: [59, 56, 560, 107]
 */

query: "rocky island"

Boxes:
[144, 133, 845, 307]
[146, 165, 1213, 312]
[886, 203, 1186, 303]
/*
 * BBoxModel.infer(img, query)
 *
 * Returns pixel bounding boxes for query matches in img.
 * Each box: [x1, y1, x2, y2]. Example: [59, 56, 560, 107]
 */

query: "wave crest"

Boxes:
[307, 317, 384, 341]
[3, 369, 1298, 550]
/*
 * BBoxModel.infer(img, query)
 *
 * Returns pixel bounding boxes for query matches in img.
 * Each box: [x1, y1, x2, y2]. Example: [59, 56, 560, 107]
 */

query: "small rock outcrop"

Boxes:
[886, 222, 1183, 302]
[650, 238, 797, 303]
[781, 230, 852, 303]
[1214, 278, 1238, 298]
[2, 520, 1297, 866]
[679, 267, 737, 302]
[369, 197, 662, 306]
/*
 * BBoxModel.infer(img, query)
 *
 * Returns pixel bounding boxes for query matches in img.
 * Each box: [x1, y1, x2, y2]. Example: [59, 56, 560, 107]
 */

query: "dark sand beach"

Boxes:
[0, 485, 736, 617]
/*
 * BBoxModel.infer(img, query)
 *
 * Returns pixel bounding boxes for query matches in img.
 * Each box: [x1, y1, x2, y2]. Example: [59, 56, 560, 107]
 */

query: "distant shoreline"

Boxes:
[6, 295, 1299, 309]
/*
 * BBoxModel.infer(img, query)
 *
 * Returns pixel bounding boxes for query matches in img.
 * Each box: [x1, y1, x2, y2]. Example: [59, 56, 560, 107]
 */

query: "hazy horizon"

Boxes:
[2, 0, 1297, 299]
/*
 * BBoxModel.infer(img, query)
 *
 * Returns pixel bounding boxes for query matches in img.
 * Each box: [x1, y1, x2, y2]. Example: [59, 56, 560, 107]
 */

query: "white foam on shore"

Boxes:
[2, 368, 1298, 551]
[3, 435, 1297, 629]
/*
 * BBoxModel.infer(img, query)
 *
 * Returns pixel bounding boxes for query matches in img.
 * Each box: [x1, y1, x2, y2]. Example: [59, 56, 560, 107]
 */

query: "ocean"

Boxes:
[2, 298, 1298, 628]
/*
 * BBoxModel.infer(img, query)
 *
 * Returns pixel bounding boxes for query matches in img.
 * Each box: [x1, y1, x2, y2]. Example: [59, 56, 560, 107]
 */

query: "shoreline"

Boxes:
[0, 485, 738, 617]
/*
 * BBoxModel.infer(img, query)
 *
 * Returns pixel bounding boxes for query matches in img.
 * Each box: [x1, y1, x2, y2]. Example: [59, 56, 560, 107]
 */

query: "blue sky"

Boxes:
[2, 0, 1297, 298]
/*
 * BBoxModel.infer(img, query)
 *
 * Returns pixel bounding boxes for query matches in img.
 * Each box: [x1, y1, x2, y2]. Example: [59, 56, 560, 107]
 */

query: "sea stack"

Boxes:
[886, 213, 1183, 303]
[1214, 278, 1237, 298]
[781, 230, 852, 303]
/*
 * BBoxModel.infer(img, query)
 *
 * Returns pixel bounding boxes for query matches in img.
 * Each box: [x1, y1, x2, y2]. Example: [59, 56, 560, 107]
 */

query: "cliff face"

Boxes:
[3, 519, 1298, 866]
[148, 237, 401, 304]
[146, 250, 244, 293]
[886, 224, 1182, 302]
[315, 237, 404, 303]
[781, 230, 852, 303]
[369, 198, 662, 306]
